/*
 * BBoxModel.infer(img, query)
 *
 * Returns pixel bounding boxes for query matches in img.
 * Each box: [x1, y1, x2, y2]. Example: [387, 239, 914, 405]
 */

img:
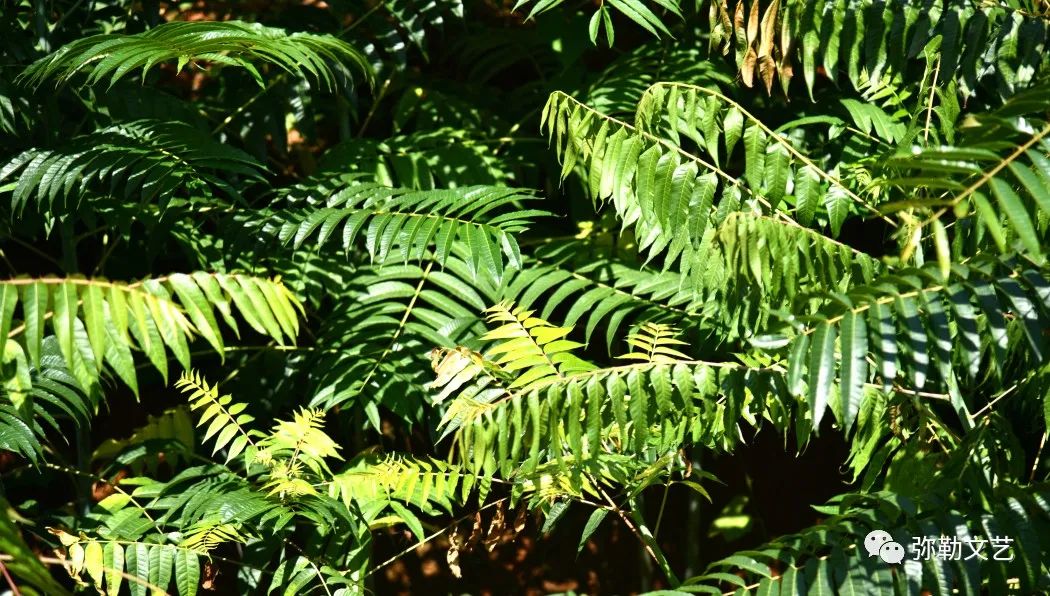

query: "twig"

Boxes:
[357, 75, 393, 137]
[641, 83, 897, 228]
[0, 558, 23, 596]
[921, 123, 1050, 229]
[365, 497, 510, 577]
[593, 482, 678, 586]
[355, 261, 434, 400]
[1, 234, 63, 268]
[91, 235, 121, 276]
[653, 483, 671, 540]
[1030, 431, 1047, 483]
[40, 462, 163, 534]
[968, 383, 1019, 419]
[922, 57, 942, 143]
[213, 75, 286, 135]
[285, 540, 333, 596]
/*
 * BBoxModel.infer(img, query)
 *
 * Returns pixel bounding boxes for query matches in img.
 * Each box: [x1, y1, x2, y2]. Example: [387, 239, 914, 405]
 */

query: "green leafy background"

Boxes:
[1, 0, 1049, 594]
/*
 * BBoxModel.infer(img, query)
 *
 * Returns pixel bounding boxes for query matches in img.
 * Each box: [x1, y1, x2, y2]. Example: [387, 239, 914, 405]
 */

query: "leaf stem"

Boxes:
[593, 482, 679, 586]
[0, 558, 22, 596]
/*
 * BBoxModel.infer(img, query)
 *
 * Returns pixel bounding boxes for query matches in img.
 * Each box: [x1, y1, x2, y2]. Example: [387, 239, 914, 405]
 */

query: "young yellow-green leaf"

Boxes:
[51, 281, 78, 370]
[236, 276, 285, 342]
[142, 288, 191, 370]
[931, 219, 951, 280]
[104, 542, 124, 596]
[84, 540, 105, 588]
[104, 319, 139, 396]
[191, 273, 237, 335]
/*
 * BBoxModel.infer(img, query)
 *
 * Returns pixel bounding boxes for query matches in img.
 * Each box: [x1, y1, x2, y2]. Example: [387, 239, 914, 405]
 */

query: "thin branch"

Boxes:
[40, 462, 164, 535]
[1030, 431, 1047, 483]
[285, 540, 333, 596]
[365, 497, 510, 578]
[922, 57, 942, 143]
[641, 82, 897, 228]
[921, 123, 1050, 229]
[968, 382, 1019, 419]
[0, 558, 22, 596]
[593, 482, 678, 586]
[1, 234, 63, 268]
[354, 261, 435, 401]
[213, 75, 286, 135]
[357, 75, 393, 137]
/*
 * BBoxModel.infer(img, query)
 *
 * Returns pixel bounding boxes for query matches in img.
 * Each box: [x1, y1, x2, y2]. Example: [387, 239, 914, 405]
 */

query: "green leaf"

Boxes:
[172, 547, 200, 596]
[390, 501, 427, 544]
[838, 312, 867, 432]
[0, 496, 71, 594]
[824, 187, 849, 237]
[22, 282, 48, 366]
[126, 542, 150, 596]
[2, 340, 32, 412]
[743, 125, 767, 191]
[0, 284, 18, 345]
[578, 508, 609, 553]
[808, 322, 837, 428]
[990, 177, 1041, 257]
[101, 542, 124, 596]
[931, 219, 951, 280]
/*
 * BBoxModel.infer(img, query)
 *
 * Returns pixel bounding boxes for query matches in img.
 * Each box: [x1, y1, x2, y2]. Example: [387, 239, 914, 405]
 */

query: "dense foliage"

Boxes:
[1, 0, 1049, 594]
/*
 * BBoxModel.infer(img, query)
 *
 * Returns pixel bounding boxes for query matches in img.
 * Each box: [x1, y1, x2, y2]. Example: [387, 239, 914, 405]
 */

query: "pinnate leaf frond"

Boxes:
[21, 20, 372, 90]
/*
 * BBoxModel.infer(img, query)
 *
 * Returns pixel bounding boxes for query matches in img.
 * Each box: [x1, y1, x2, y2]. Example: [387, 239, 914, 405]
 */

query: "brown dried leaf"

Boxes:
[758, 0, 779, 58]
[742, 47, 758, 87]
[718, 0, 732, 31]
[778, 4, 794, 94]
[746, 0, 760, 46]
[733, 1, 746, 55]
[466, 511, 483, 550]
[755, 0, 781, 94]
[759, 55, 776, 94]
[447, 525, 463, 579]
[514, 507, 527, 533]
[483, 503, 506, 552]
[201, 561, 220, 591]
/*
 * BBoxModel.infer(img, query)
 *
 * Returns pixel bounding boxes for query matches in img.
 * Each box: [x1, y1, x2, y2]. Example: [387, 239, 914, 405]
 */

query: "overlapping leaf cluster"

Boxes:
[2, 0, 1050, 594]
